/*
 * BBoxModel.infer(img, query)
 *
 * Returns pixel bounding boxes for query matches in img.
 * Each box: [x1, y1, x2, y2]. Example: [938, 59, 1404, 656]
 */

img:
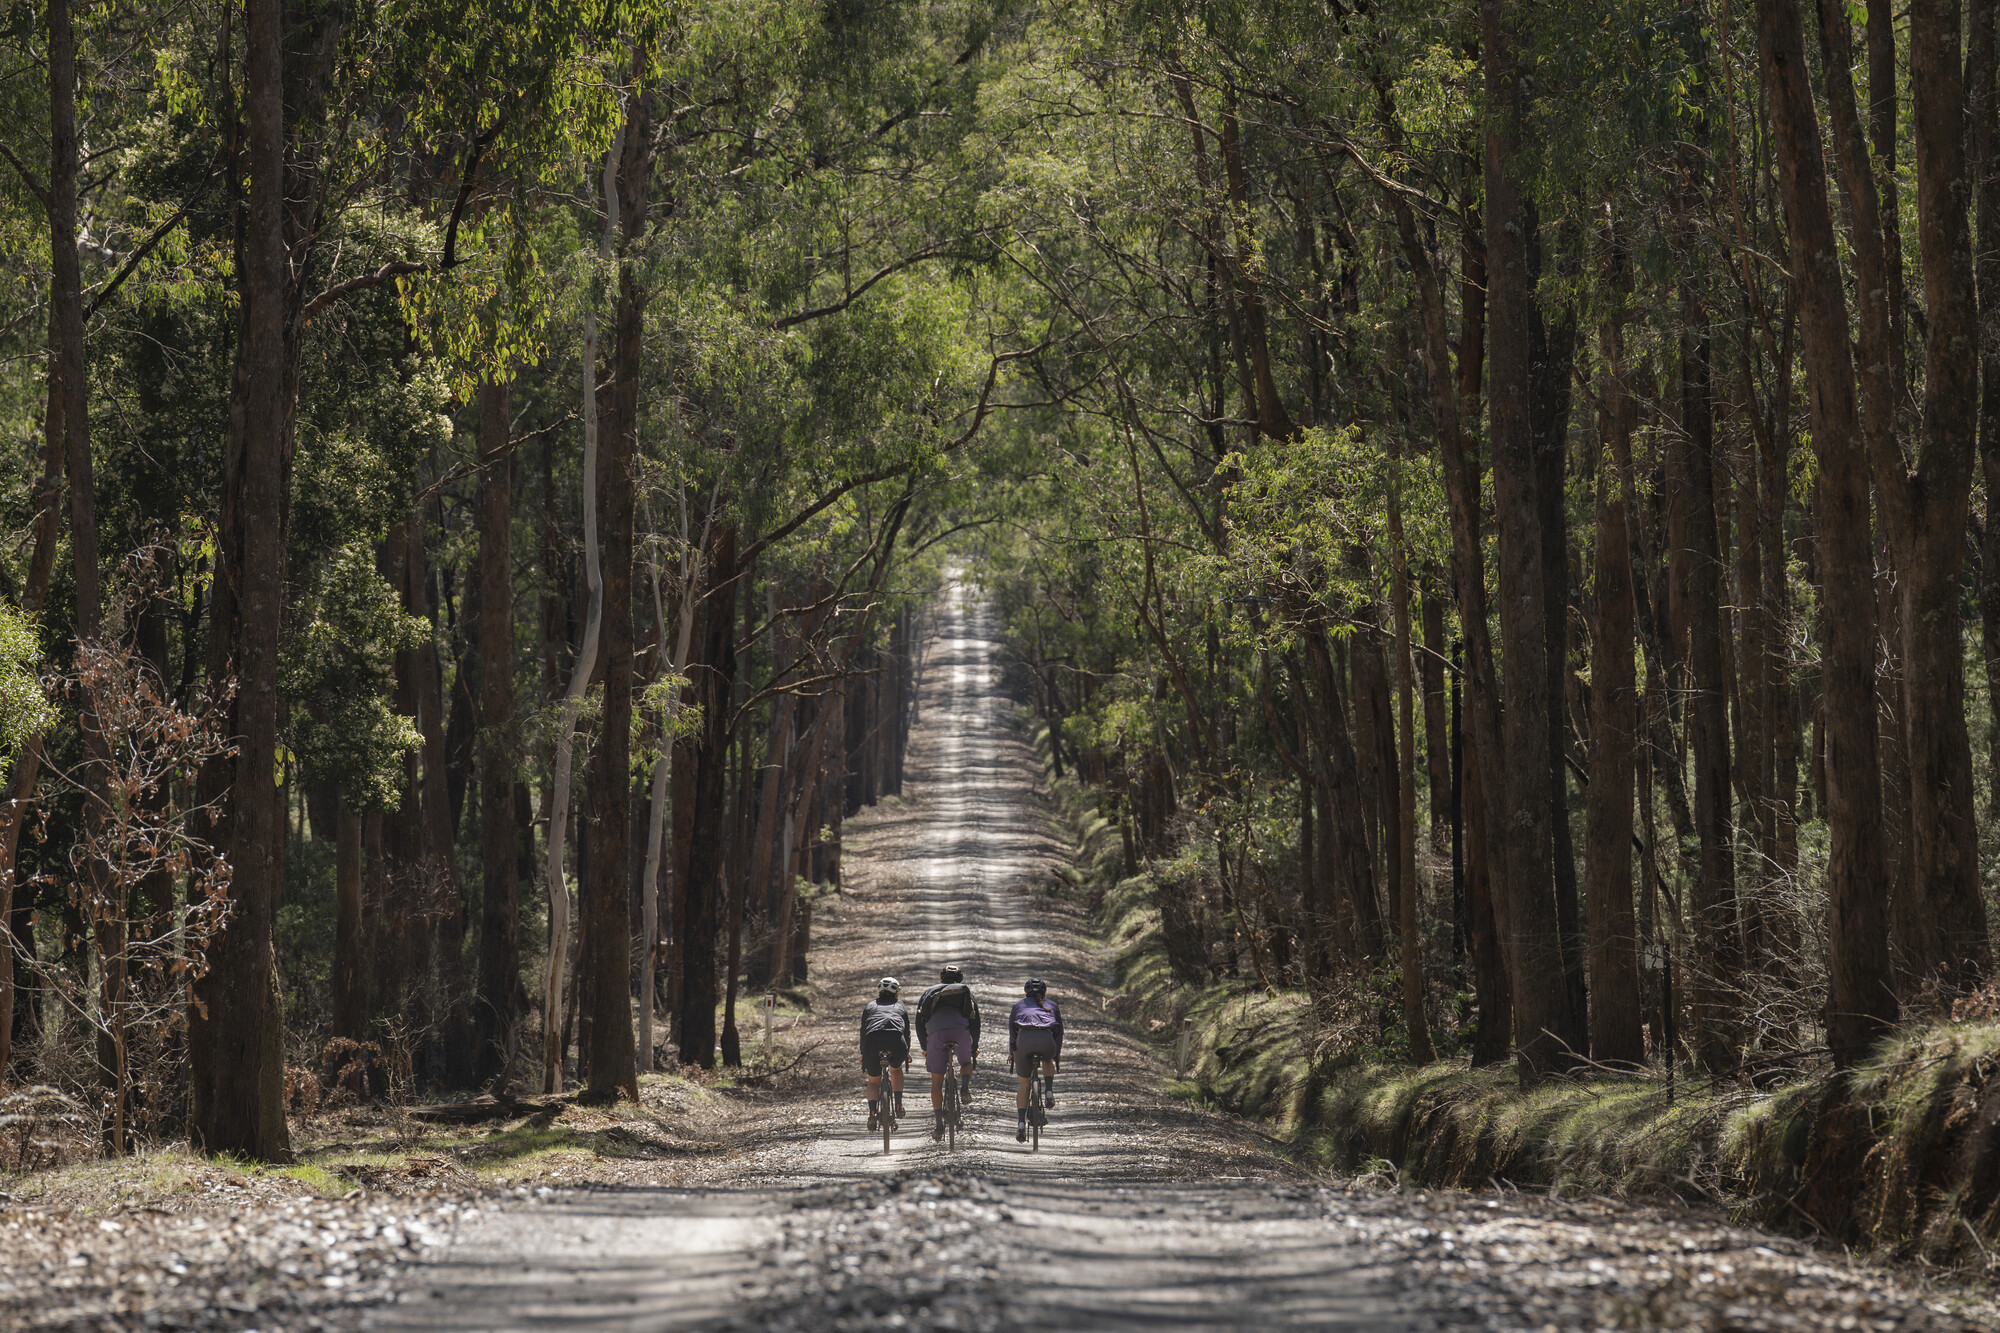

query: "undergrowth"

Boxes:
[1041, 743, 2000, 1277]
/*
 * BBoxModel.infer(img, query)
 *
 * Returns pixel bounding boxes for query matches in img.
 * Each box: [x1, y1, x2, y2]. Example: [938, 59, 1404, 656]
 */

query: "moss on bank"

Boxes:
[1039, 753, 2000, 1274]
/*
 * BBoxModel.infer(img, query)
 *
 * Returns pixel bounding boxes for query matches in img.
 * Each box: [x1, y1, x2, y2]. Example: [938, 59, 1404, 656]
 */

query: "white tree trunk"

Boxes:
[542, 118, 624, 1094]
[637, 488, 707, 1072]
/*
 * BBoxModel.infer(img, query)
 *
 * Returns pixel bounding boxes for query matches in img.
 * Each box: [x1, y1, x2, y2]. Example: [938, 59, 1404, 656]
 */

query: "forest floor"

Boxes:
[8, 578, 2000, 1330]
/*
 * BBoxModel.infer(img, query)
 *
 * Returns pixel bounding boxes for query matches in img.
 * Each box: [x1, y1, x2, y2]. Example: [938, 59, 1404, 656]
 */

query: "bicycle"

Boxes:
[880, 1089, 897, 1154]
[1024, 1065, 1048, 1150]
[942, 1039, 964, 1149]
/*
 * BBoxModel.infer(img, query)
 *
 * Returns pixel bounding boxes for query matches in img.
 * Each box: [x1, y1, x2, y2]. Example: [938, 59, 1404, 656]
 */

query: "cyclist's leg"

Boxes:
[923, 1029, 950, 1109]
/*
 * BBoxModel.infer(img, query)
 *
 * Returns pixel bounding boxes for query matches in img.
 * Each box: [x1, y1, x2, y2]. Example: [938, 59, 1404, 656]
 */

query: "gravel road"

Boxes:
[367, 579, 1998, 1333]
[12, 579, 1993, 1331]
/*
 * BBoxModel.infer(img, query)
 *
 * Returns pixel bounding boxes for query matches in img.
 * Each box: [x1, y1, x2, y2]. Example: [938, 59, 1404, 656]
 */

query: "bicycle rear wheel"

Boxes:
[945, 1053, 960, 1150]
[882, 1101, 893, 1154]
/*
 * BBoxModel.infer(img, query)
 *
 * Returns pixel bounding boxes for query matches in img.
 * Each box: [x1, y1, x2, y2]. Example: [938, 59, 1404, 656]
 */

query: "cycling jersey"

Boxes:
[859, 998, 911, 1042]
[1008, 996, 1063, 1062]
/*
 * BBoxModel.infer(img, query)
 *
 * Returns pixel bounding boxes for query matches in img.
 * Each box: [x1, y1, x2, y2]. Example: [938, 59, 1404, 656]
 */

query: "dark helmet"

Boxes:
[878, 977, 901, 996]
[940, 965, 965, 984]
[1025, 978, 1047, 998]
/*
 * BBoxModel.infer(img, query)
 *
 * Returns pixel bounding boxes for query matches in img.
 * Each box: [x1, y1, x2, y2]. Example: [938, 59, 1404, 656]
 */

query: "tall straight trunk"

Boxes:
[1527, 267, 1587, 1051]
[1584, 246, 1643, 1066]
[1463, 704, 1511, 1064]
[1755, 0, 1898, 1063]
[679, 523, 739, 1068]
[1734, 376, 1774, 964]
[474, 376, 518, 1085]
[1419, 585, 1451, 861]
[1363, 104, 1507, 1055]
[1972, 0, 2000, 825]
[332, 800, 366, 1041]
[741, 629, 797, 1037]
[1896, 0, 1990, 987]
[638, 498, 705, 1073]
[190, 0, 290, 1156]
[1390, 459, 1434, 1064]
[580, 92, 652, 1102]
[1484, 0, 1579, 1079]
[1299, 628, 1383, 959]
[1677, 320, 1742, 1072]
[411, 509, 471, 1085]
[541, 123, 622, 1092]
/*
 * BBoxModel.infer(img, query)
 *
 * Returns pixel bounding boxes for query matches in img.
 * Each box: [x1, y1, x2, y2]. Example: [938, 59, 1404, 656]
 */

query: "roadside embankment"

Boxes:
[1040, 750, 2000, 1277]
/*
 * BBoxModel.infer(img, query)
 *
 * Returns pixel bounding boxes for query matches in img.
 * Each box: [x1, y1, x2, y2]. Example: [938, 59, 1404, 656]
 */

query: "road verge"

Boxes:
[1039, 748, 2000, 1279]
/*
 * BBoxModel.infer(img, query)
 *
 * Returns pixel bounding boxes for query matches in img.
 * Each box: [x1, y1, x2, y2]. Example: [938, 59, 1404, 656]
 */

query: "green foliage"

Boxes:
[0, 603, 49, 753]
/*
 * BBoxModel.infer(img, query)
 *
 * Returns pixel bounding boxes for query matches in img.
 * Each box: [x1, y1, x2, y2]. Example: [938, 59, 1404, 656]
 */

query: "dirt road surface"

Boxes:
[357, 580, 1995, 1333]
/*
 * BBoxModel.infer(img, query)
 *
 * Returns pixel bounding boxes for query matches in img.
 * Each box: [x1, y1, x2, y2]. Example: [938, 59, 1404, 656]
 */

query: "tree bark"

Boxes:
[190, 0, 291, 1156]
[541, 122, 623, 1092]
[580, 89, 652, 1102]
[679, 522, 738, 1068]
[1898, 0, 1990, 987]
[1755, 0, 1898, 1063]
[474, 376, 519, 1086]
[1484, 0, 1580, 1079]
[1676, 318, 1742, 1072]
[1584, 239, 1643, 1067]
[333, 802, 366, 1042]
[1390, 456, 1433, 1064]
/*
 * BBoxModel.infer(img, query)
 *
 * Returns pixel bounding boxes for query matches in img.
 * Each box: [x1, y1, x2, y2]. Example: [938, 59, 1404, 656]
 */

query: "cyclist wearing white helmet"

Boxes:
[858, 977, 911, 1131]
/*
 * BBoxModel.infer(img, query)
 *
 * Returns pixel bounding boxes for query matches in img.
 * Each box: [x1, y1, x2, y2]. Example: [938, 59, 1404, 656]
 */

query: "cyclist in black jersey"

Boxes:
[858, 977, 911, 1130]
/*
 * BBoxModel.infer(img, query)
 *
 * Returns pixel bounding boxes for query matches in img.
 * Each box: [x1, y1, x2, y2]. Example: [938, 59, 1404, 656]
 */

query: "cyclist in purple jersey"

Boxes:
[1009, 978, 1062, 1141]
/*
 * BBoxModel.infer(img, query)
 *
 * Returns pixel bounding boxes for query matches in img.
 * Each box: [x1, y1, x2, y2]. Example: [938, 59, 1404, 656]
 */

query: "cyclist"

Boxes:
[1010, 977, 1063, 1141]
[915, 965, 981, 1140]
[858, 977, 910, 1131]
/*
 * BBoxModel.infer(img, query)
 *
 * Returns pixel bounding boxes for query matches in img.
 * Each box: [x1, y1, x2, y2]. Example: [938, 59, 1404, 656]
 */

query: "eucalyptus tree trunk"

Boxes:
[1389, 455, 1433, 1064]
[474, 376, 519, 1084]
[638, 495, 705, 1073]
[1583, 242, 1643, 1067]
[188, 0, 292, 1158]
[542, 120, 623, 1093]
[1484, 0, 1580, 1079]
[581, 88, 653, 1103]
[1754, 0, 1898, 1064]
[1817, 0, 1989, 989]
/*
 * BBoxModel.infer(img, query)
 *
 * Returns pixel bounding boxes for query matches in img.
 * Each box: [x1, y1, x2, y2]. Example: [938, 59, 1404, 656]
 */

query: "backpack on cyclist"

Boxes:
[920, 982, 975, 1024]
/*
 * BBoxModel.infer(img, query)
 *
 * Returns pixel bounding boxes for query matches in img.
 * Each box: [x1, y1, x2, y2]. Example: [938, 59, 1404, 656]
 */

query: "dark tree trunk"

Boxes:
[678, 524, 738, 1068]
[1972, 0, 2000, 827]
[1898, 0, 1989, 988]
[332, 801, 366, 1042]
[474, 376, 519, 1085]
[1527, 262, 1587, 1052]
[1676, 319, 1742, 1072]
[190, 0, 290, 1156]
[1583, 245, 1643, 1066]
[1484, 0, 1580, 1079]
[1755, 0, 1898, 1063]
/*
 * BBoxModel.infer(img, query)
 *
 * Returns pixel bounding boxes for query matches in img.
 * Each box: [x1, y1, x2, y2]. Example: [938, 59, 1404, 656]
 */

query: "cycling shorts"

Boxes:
[923, 1027, 975, 1075]
[1013, 1028, 1058, 1070]
[861, 1031, 908, 1076]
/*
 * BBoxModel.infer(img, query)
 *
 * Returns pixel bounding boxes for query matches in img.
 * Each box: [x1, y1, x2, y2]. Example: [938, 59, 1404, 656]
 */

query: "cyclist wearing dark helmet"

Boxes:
[858, 977, 911, 1131]
[915, 965, 981, 1139]
[1010, 978, 1063, 1141]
